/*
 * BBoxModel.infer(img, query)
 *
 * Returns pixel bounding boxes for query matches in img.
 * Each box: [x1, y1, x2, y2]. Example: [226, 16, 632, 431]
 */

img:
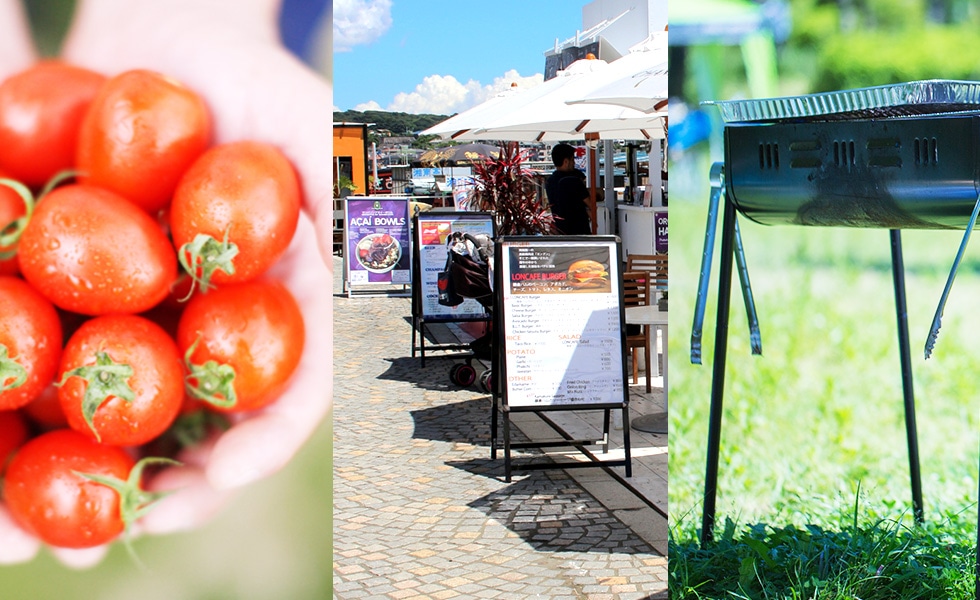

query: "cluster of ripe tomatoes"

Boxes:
[0, 62, 305, 550]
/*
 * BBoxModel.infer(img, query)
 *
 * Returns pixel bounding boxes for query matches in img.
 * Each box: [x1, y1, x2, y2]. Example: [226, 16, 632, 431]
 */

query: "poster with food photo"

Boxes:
[506, 245, 612, 295]
[498, 237, 626, 408]
[414, 212, 494, 322]
[345, 197, 412, 287]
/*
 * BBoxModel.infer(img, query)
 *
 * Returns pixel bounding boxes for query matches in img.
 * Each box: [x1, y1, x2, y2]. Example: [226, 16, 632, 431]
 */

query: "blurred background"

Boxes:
[668, 0, 980, 537]
[0, 2, 332, 599]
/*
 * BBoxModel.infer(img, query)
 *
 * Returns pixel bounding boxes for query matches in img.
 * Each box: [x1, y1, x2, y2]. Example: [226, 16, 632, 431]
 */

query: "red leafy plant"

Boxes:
[468, 143, 554, 235]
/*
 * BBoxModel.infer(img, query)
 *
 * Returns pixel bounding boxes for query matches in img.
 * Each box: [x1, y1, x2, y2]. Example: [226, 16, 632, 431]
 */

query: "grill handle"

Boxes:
[691, 163, 763, 364]
[924, 191, 980, 358]
[691, 163, 724, 364]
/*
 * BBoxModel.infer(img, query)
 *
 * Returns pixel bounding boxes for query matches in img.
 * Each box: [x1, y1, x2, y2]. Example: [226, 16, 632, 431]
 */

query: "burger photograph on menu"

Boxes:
[566, 259, 611, 292]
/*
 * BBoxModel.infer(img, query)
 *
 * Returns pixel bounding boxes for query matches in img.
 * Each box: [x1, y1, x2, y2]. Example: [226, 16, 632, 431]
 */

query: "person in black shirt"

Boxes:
[545, 143, 592, 235]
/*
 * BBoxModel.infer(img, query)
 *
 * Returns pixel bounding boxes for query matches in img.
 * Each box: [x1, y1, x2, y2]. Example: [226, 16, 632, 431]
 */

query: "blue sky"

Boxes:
[333, 0, 590, 114]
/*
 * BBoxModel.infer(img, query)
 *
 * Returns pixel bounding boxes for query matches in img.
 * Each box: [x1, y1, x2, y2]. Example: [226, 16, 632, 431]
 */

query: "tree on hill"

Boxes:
[332, 110, 450, 137]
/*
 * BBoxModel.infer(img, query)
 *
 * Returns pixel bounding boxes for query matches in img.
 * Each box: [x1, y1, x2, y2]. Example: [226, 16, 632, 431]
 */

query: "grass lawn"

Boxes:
[667, 156, 980, 598]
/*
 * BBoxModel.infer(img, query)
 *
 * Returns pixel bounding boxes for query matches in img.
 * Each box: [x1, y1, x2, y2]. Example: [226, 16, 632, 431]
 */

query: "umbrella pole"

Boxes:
[587, 132, 599, 234]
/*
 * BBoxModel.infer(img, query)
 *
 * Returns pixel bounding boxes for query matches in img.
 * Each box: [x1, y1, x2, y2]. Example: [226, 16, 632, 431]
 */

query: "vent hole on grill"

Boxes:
[833, 140, 856, 169]
[914, 137, 939, 165]
[758, 143, 779, 169]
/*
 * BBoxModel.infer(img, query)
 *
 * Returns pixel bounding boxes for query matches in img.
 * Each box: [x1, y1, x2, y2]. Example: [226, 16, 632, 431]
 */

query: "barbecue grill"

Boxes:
[691, 80, 980, 596]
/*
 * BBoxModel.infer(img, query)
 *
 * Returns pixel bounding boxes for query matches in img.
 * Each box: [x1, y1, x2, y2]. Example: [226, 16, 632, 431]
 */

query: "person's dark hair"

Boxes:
[551, 143, 575, 168]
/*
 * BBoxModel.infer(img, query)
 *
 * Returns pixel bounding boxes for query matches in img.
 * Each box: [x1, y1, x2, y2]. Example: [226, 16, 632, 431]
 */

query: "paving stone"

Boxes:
[332, 257, 666, 599]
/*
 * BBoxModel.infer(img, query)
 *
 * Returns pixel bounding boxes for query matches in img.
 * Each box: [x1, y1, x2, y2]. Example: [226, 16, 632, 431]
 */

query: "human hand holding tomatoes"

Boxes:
[61, 0, 332, 518]
[0, 0, 332, 566]
[0, 2, 34, 82]
[62, 0, 334, 262]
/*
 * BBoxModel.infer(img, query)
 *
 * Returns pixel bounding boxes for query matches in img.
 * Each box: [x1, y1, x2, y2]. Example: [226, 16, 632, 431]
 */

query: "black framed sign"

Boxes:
[491, 235, 631, 480]
[410, 211, 495, 365]
[343, 196, 412, 296]
[497, 236, 629, 408]
[412, 211, 495, 323]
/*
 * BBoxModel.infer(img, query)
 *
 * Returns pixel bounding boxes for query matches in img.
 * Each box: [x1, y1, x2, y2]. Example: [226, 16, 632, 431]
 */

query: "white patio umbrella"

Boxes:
[421, 86, 523, 140]
[566, 32, 669, 114]
[465, 57, 666, 142]
[424, 58, 665, 142]
[567, 59, 668, 114]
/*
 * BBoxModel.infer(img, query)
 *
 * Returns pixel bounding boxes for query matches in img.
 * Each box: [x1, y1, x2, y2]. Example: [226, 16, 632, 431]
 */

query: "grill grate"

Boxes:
[705, 80, 980, 123]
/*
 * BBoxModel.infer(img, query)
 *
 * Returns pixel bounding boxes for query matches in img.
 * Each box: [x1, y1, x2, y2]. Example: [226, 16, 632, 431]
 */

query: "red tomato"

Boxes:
[0, 61, 106, 187]
[177, 279, 304, 413]
[18, 183, 177, 315]
[21, 383, 68, 430]
[0, 276, 62, 410]
[76, 69, 211, 214]
[58, 314, 183, 446]
[0, 176, 25, 276]
[0, 409, 28, 472]
[4, 429, 134, 548]
[170, 141, 300, 292]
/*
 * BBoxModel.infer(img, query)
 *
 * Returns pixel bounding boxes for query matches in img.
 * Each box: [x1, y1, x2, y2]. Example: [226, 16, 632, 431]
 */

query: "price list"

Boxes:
[500, 240, 625, 408]
[414, 213, 493, 321]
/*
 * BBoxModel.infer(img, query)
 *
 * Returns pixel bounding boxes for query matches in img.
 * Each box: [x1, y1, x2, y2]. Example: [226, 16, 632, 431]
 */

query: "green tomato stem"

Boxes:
[57, 352, 135, 442]
[74, 456, 182, 568]
[177, 231, 239, 299]
[0, 344, 27, 392]
[183, 337, 238, 409]
[0, 178, 34, 260]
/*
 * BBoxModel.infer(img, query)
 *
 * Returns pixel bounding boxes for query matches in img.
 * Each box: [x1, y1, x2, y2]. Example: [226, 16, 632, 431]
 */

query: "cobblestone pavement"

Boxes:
[333, 258, 667, 599]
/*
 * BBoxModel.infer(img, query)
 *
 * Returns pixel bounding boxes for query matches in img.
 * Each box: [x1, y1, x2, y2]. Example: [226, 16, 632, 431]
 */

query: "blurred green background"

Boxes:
[1, 2, 333, 599]
[1, 420, 332, 600]
[668, 0, 980, 534]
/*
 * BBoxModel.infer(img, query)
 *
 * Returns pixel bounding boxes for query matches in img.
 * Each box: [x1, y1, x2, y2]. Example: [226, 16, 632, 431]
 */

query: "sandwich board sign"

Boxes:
[343, 196, 412, 295]
[491, 235, 631, 479]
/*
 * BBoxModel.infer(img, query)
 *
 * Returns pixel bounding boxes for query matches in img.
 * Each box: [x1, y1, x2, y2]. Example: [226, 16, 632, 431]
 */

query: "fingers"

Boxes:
[49, 544, 110, 570]
[208, 214, 332, 490]
[138, 464, 234, 535]
[1, 503, 109, 569]
[0, 1, 36, 81]
[61, 0, 333, 226]
[0, 504, 40, 564]
[1, 503, 111, 569]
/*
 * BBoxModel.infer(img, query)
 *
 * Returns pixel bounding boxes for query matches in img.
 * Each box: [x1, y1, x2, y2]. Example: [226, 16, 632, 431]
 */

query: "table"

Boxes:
[625, 304, 667, 434]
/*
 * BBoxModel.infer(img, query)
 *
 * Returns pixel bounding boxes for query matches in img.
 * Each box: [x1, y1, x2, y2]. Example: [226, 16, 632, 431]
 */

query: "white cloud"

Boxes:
[353, 100, 384, 112]
[333, 0, 393, 52]
[381, 70, 544, 115]
[489, 69, 544, 95]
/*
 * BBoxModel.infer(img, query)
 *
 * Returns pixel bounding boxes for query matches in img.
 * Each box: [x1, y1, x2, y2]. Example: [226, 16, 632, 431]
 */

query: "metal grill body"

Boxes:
[726, 115, 980, 229]
[694, 81, 980, 599]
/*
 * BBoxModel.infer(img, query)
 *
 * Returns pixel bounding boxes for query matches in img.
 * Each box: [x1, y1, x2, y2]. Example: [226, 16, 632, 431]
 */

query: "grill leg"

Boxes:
[691, 162, 725, 365]
[976, 434, 980, 600]
[700, 189, 738, 547]
[889, 230, 924, 524]
[733, 218, 762, 355]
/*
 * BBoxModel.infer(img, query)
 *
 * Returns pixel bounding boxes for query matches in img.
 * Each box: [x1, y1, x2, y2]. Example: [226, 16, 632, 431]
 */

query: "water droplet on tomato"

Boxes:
[47, 238, 60, 250]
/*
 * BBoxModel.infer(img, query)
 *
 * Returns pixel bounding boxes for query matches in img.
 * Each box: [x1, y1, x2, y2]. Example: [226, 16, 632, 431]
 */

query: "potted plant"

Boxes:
[335, 175, 357, 198]
[468, 143, 553, 235]
[658, 289, 668, 311]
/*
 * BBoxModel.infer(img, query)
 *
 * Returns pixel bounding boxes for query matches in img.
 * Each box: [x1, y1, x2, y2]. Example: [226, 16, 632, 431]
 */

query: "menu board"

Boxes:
[497, 236, 627, 408]
[344, 196, 412, 291]
[413, 212, 494, 322]
[655, 209, 668, 253]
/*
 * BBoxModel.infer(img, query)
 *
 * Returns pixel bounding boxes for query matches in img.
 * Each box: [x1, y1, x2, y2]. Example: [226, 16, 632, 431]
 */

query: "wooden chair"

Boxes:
[333, 197, 345, 255]
[622, 270, 652, 392]
[626, 253, 668, 294]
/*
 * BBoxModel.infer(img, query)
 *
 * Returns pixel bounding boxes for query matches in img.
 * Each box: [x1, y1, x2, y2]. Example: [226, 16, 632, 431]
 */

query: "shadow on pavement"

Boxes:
[409, 396, 495, 447]
[454, 463, 657, 555]
[377, 355, 489, 392]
